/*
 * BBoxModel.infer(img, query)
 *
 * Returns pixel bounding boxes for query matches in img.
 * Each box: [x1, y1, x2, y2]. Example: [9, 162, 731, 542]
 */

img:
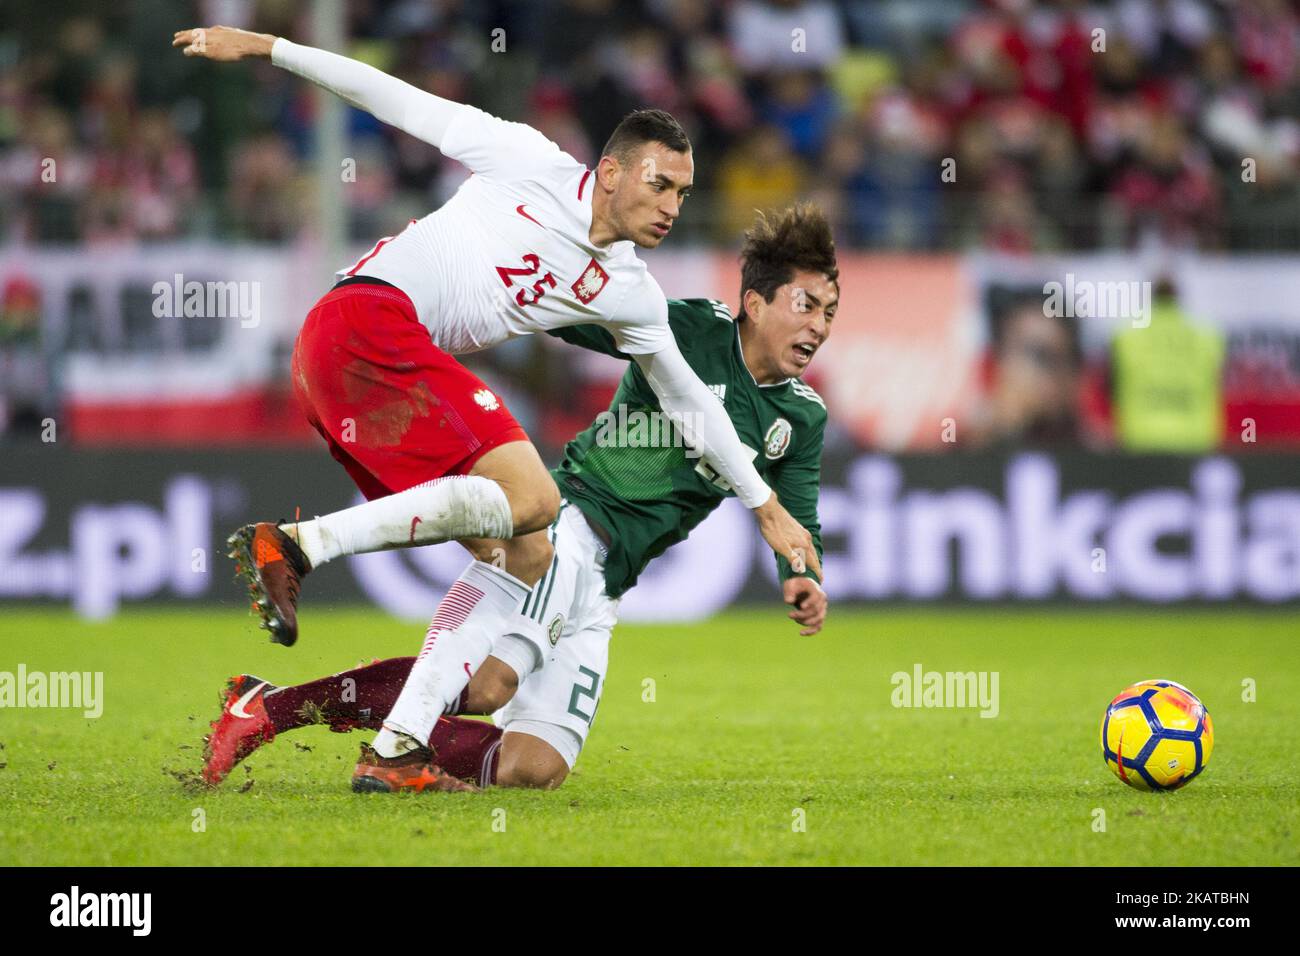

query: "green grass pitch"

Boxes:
[0, 607, 1295, 866]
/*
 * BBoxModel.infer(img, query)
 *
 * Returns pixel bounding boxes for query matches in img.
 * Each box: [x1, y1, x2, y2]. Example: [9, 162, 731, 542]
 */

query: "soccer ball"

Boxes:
[1100, 679, 1214, 791]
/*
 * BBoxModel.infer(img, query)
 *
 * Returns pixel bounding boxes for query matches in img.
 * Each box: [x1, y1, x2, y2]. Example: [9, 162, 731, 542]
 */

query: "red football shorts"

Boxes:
[290, 281, 528, 501]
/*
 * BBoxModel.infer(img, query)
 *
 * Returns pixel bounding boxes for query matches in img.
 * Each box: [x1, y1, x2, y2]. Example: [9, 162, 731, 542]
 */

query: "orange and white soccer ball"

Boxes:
[1100, 679, 1214, 791]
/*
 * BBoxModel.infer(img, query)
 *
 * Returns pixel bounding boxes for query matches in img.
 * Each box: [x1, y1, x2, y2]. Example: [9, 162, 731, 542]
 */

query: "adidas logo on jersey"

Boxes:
[707, 384, 727, 404]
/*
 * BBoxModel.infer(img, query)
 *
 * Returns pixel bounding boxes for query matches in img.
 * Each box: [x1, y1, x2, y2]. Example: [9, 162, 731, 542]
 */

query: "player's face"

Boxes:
[745, 270, 838, 381]
[611, 144, 693, 248]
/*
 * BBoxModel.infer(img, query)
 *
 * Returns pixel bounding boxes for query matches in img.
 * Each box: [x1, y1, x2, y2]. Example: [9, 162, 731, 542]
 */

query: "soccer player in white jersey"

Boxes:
[173, 26, 819, 785]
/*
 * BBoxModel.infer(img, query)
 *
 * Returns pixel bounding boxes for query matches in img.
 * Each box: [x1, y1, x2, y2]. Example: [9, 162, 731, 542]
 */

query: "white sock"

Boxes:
[287, 475, 513, 568]
[374, 561, 532, 758]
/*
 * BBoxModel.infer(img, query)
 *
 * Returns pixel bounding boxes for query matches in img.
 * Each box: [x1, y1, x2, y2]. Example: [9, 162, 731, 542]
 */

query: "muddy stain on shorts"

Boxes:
[340, 356, 389, 405]
[359, 379, 444, 448]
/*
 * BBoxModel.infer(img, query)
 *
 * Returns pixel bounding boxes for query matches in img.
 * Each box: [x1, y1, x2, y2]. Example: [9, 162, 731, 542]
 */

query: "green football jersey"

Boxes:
[546, 298, 826, 598]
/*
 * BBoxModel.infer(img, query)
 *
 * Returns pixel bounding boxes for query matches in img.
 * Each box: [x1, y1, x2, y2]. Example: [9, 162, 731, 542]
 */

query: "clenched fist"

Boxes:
[783, 577, 827, 636]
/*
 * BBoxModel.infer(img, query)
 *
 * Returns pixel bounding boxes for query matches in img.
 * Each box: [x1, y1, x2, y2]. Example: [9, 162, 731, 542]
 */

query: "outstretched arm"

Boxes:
[771, 417, 827, 635]
[173, 26, 465, 147]
[631, 341, 823, 581]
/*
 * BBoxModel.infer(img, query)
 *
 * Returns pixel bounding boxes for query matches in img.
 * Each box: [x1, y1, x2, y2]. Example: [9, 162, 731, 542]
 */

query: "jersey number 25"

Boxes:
[496, 253, 556, 307]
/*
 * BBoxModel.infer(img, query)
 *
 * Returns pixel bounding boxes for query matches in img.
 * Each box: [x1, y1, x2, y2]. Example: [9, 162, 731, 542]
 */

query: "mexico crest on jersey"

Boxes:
[547, 613, 565, 647]
[764, 418, 793, 459]
[571, 258, 609, 304]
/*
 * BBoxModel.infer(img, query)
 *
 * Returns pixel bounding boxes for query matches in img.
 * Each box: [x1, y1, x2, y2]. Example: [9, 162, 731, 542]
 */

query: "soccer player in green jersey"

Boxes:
[202, 205, 838, 793]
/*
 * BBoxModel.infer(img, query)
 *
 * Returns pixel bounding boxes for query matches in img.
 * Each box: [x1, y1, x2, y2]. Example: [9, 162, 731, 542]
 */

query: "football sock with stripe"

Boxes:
[262, 658, 473, 732]
[283, 475, 513, 568]
[261, 656, 414, 732]
[427, 716, 503, 788]
[259, 658, 503, 786]
[374, 560, 532, 758]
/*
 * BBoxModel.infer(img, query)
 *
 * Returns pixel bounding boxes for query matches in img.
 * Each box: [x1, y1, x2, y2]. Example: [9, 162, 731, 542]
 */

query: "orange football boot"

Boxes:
[227, 522, 312, 646]
[351, 742, 480, 794]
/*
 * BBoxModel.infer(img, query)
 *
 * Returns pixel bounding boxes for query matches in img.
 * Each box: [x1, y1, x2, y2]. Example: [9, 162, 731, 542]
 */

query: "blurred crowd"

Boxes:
[0, 0, 1298, 251]
[1, 0, 1297, 448]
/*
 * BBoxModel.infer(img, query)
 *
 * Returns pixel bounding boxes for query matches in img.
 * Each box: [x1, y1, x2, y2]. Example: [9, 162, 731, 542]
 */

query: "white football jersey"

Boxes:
[339, 106, 671, 357]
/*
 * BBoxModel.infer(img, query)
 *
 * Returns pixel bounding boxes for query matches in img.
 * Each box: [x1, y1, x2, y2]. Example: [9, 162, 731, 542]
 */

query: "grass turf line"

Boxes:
[0, 607, 1294, 866]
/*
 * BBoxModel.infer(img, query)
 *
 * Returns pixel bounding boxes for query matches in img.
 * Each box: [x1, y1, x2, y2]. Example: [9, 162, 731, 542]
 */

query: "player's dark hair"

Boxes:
[600, 109, 691, 163]
[738, 204, 839, 320]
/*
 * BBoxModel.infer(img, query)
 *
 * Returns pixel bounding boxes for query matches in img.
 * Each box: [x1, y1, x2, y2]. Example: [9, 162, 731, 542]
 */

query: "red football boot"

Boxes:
[202, 675, 277, 786]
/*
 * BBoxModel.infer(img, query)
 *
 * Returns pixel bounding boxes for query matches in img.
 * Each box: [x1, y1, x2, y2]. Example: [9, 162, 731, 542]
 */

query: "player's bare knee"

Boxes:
[467, 656, 518, 714]
[469, 672, 515, 714]
[460, 537, 502, 566]
[535, 764, 569, 790]
[460, 532, 551, 585]
[500, 760, 568, 790]
[511, 480, 561, 536]
[503, 532, 554, 586]
[497, 734, 569, 789]
[470, 442, 560, 535]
